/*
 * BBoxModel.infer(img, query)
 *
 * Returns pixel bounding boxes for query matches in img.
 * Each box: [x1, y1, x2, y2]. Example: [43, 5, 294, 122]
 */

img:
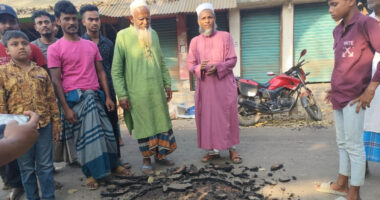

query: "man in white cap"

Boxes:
[112, 0, 177, 175]
[188, 2, 242, 164]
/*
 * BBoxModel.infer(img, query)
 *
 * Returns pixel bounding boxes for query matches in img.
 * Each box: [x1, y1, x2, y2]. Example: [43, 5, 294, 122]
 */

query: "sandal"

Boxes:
[86, 177, 99, 190]
[315, 181, 347, 196]
[141, 165, 154, 175]
[119, 160, 131, 169]
[155, 158, 175, 166]
[112, 166, 134, 177]
[229, 150, 242, 164]
[201, 154, 220, 163]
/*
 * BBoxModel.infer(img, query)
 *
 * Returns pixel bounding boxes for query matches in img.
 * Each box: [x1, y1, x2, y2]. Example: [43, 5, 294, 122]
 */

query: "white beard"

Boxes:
[199, 23, 217, 37]
[134, 25, 152, 47]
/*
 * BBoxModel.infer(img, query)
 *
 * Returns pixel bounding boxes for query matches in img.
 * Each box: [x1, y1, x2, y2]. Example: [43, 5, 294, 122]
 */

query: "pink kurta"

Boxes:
[188, 31, 239, 150]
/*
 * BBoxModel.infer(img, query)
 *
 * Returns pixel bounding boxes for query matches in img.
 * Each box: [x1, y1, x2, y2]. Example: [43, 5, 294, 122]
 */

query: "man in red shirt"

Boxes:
[0, 4, 46, 200]
[316, 1, 380, 200]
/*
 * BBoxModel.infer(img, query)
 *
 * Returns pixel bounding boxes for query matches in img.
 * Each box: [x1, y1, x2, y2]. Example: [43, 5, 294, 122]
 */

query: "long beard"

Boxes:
[199, 23, 218, 37]
[134, 25, 152, 47]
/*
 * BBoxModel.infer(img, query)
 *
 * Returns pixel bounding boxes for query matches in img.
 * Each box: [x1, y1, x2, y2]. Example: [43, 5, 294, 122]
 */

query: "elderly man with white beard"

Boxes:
[188, 3, 241, 164]
[111, 0, 177, 174]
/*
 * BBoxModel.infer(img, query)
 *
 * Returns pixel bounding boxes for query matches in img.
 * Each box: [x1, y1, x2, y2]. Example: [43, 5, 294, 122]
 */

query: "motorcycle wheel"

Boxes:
[238, 106, 261, 126]
[301, 95, 322, 121]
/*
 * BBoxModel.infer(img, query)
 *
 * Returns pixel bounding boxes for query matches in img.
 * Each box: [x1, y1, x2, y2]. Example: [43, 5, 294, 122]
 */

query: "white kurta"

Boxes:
[364, 13, 380, 133]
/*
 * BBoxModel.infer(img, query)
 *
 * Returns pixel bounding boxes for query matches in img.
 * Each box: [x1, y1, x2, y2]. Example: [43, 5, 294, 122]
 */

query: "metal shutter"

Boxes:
[294, 3, 336, 82]
[241, 8, 281, 83]
[151, 18, 179, 90]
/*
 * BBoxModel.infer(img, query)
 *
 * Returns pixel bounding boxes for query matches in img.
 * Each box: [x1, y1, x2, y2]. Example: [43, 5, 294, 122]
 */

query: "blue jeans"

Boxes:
[0, 125, 23, 188]
[17, 123, 55, 200]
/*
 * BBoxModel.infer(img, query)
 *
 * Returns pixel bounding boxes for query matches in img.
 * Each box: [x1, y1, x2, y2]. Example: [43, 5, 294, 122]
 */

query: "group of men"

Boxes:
[0, 0, 242, 199]
[3, 0, 380, 199]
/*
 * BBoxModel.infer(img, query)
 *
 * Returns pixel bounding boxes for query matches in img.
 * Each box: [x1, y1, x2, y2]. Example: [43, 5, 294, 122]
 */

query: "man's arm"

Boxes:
[111, 33, 130, 110]
[365, 18, 380, 83]
[157, 43, 172, 102]
[0, 111, 39, 166]
[95, 61, 115, 111]
[212, 34, 237, 79]
[187, 39, 202, 79]
[49, 68, 77, 123]
[350, 18, 380, 112]
[45, 72, 62, 141]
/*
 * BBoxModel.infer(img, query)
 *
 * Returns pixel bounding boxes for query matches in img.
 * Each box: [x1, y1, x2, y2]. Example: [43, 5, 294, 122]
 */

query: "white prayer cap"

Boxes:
[130, 0, 148, 14]
[196, 2, 214, 17]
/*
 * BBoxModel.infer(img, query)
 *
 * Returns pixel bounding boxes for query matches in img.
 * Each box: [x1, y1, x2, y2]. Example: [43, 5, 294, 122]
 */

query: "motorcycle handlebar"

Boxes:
[285, 59, 306, 75]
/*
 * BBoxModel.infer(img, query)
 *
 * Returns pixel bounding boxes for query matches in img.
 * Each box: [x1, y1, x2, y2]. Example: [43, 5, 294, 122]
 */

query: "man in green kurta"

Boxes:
[111, 0, 176, 174]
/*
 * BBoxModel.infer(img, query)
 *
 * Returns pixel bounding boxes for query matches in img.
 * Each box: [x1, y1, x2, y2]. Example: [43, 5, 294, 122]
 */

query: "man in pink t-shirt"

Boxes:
[47, 1, 132, 190]
[48, 35, 102, 93]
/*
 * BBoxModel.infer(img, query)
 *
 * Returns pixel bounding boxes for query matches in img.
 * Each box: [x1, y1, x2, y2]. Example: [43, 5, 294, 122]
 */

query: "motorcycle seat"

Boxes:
[257, 82, 270, 88]
[238, 78, 270, 88]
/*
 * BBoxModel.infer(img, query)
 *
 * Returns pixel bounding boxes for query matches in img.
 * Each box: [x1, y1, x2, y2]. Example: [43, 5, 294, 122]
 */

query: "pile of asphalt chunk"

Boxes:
[101, 163, 300, 200]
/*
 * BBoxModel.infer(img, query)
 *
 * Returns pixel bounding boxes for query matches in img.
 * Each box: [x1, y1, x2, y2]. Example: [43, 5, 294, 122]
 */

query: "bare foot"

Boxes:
[345, 186, 361, 200]
[330, 182, 349, 193]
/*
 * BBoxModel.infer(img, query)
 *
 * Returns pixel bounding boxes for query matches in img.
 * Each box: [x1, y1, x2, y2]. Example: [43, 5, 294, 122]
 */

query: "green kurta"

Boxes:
[111, 25, 172, 139]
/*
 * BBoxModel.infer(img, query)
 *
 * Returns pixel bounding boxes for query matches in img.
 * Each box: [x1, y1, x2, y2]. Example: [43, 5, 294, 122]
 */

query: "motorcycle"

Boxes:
[236, 49, 322, 126]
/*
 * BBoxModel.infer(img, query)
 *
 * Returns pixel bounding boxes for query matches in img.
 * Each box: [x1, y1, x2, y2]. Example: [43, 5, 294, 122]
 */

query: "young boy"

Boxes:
[0, 30, 61, 200]
[317, 0, 380, 200]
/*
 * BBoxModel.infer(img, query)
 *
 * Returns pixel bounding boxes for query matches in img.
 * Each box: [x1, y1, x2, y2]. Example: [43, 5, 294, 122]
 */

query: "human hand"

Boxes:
[201, 60, 209, 70]
[350, 87, 376, 113]
[0, 111, 39, 165]
[166, 88, 172, 102]
[119, 99, 131, 111]
[324, 89, 332, 104]
[52, 123, 61, 142]
[4, 111, 39, 142]
[22, 111, 39, 130]
[105, 97, 115, 112]
[206, 64, 217, 76]
[64, 108, 78, 124]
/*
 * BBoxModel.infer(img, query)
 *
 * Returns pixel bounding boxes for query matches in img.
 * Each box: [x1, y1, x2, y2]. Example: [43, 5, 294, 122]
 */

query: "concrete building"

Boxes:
[12, 0, 336, 119]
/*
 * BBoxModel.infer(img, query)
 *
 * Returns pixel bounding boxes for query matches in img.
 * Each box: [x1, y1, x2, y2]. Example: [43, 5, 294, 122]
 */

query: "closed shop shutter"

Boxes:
[151, 18, 179, 90]
[294, 3, 336, 82]
[241, 8, 281, 83]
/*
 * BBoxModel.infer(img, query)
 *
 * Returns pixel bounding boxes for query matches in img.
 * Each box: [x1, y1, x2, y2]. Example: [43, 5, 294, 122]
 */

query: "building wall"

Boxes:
[281, 1, 294, 72]
[169, 14, 194, 117]
[229, 8, 242, 77]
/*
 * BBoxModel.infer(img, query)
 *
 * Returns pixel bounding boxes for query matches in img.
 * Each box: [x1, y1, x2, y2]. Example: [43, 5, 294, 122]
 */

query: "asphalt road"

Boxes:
[1, 120, 379, 200]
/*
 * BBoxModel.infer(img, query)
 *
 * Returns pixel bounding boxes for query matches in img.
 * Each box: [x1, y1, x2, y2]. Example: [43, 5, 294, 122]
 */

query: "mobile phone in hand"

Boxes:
[0, 114, 30, 125]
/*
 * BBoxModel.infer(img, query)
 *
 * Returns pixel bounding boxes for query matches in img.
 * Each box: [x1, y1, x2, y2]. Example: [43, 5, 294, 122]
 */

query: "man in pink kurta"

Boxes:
[187, 3, 241, 164]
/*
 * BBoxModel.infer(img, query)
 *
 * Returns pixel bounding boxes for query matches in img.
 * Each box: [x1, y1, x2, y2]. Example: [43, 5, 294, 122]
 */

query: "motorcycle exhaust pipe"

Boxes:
[238, 96, 270, 113]
[238, 97, 257, 109]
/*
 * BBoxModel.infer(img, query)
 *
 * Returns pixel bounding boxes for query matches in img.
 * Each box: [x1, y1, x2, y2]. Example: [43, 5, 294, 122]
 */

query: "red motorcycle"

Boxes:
[236, 49, 322, 126]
